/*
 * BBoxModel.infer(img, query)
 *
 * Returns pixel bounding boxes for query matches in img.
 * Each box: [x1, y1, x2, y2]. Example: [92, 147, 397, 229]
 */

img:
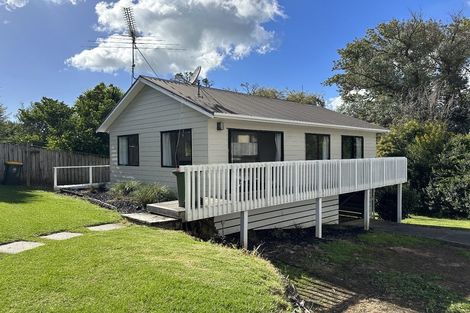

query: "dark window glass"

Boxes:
[161, 129, 192, 167]
[118, 134, 139, 166]
[229, 129, 283, 163]
[341, 136, 364, 159]
[306, 134, 330, 160]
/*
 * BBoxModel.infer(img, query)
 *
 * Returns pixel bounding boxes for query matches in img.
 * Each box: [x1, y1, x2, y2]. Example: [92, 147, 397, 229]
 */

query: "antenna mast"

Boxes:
[123, 7, 138, 84]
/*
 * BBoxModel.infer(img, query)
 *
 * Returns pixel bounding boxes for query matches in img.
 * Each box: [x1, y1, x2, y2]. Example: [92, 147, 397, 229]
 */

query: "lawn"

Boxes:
[0, 186, 289, 312]
[260, 228, 470, 313]
[0, 185, 120, 243]
[0, 226, 288, 313]
[403, 215, 470, 230]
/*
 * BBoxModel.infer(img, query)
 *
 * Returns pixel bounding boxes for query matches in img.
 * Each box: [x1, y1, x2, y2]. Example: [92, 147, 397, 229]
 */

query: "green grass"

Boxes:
[0, 185, 120, 243]
[403, 215, 470, 230]
[358, 231, 439, 247]
[319, 240, 365, 264]
[372, 271, 470, 313]
[0, 226, 288, 313]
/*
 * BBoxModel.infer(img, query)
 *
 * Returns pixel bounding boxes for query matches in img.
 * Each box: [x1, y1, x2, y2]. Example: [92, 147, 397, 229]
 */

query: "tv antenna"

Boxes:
[85, 7, 185, 86]
[123, 7, 138, 84]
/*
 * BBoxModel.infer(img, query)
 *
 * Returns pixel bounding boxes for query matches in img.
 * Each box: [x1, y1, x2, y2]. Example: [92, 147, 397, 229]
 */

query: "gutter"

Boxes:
[213, 113, 389, 133]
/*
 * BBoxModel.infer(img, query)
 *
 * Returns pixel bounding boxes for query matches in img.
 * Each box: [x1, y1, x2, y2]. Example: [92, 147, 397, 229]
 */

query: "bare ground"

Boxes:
[249, 225, 470, 313]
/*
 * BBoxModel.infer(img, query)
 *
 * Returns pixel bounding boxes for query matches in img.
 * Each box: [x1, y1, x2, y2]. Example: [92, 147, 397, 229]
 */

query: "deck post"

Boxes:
[364, 189, 371, 230]
[240, 210, 248, 249]
[315, 198, 322, 238]
[397, 183, 402, 223]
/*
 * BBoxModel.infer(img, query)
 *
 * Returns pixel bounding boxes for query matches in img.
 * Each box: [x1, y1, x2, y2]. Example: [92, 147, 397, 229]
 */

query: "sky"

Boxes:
[0, 0, 468, 119]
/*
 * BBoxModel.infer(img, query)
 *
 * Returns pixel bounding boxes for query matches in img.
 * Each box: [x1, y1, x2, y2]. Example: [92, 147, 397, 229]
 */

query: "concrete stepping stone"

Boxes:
[40, 232, 82, 241]
[0, 241, 44, 254]
[87, 223, 124, 232]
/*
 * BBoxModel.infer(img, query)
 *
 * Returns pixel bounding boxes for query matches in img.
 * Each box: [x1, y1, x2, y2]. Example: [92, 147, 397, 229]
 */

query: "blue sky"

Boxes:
[0, 0, 468, 119]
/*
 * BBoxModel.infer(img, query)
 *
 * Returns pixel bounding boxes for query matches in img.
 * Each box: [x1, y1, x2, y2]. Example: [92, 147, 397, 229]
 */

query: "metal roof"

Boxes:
[142, 76, 387, 132]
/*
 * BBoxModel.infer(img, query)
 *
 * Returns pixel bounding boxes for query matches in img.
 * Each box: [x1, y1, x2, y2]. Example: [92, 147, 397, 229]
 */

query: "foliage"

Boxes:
[109, 180, 142, 197]
[131, 183, 175, 205]
[110, 181, 175, 205]
[375, 184, 419, 221]
[240, 82, 325, 106]
[69, 83, 123, 155]
[12, 83, 123, 155]
[0, 104, 19, 143]
[425, 134, 470, 218]
[326, 15, 470, 133]
[15, 97, 75, 149]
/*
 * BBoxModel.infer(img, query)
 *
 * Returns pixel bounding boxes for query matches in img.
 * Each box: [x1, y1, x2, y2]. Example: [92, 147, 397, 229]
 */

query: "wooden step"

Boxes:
[122, 212, 181, 229]
[146, 200, 186, 220]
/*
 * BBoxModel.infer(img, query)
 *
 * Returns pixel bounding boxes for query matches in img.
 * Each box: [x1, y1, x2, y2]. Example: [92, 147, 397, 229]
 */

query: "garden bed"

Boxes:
[61, 181, 176, 215]
[62, 188, 144, 214]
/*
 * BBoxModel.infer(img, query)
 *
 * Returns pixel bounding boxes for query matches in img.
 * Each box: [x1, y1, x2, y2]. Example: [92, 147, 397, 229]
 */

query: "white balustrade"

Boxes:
[179, 157, 407, 222]
[53, 165, 110, 190]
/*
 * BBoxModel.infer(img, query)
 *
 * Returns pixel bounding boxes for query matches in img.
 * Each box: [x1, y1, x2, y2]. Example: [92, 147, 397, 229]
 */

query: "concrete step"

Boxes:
[146, 200, 186, 220]
[122, 212, 181, 229]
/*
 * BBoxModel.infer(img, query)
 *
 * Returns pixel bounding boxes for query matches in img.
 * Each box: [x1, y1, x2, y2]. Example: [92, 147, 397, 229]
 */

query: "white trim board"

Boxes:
[213, 113, 389, 133]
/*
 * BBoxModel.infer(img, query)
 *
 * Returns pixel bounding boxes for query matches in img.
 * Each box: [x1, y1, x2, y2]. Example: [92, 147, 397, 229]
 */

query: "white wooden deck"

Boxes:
[178, 157, 407, 247]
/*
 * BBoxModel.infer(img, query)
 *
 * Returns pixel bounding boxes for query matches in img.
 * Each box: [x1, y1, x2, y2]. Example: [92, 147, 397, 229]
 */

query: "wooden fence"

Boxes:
[0, 143, 109, 188]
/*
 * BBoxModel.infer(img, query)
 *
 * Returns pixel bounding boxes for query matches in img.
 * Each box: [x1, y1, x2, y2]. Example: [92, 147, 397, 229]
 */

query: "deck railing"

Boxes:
[53, 165, 110, 190]
[179, 157, 407, 221]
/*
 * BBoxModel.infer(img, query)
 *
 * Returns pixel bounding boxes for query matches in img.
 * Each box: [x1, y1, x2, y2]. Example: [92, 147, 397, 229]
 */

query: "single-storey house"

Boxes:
[98, 76, 405, 239]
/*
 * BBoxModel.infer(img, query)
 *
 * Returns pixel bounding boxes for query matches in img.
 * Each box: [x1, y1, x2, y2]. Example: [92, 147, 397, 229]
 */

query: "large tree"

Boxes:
[70, 83, 123, 155]
[16, 98, 75, 149]
[326, 15, 470, 132]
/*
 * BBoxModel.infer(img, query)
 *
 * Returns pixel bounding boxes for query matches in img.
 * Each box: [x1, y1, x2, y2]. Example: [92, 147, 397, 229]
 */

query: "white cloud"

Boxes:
[3, 19, 10, 24]
[0, 0, 83, 10]
[66, 0, 285, 76]
[1, 0, 28, 10]
[326, 95, 343, 111]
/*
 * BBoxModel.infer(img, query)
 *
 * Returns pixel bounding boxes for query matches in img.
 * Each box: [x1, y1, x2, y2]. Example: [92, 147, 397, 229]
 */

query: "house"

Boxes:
[97, 76, 406, 245]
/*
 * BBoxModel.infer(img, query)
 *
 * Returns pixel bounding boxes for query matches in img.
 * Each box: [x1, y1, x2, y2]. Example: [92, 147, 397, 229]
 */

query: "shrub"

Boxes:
[131, 183, 175, 205]
[375, 184, 419, 221]
[425, 134, 470, 218]
[110, 180, 142, 197]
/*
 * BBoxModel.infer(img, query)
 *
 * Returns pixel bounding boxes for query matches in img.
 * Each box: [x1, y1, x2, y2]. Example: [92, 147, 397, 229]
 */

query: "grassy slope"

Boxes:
[271, 231, 470, 313]
[0, 226, 288, 313]
[403, 215, 470, 230]
[0, 185, 120, 243]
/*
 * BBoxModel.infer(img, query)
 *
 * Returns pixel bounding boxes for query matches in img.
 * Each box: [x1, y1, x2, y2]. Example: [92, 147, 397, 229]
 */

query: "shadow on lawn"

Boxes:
[0, 185, 42, 204]
[250, 225, 470, 313]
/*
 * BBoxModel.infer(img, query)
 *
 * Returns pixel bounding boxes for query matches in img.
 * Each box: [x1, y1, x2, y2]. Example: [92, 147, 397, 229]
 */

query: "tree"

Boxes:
[240, 82, 325, 106]
[16, 98, 74, 149]
[326, 15, 470, 132]
[0, 104, 16, 142]
[70, 83, 123, 155]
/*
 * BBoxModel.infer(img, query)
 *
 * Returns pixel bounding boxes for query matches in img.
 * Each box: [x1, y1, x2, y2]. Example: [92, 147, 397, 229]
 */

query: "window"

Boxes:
[341, 136, 364, 159]
[118, 134, 139, 166]
[305, 134, 330, 160]
[229, 129, 283, 163]
[161, 129, 192, 167]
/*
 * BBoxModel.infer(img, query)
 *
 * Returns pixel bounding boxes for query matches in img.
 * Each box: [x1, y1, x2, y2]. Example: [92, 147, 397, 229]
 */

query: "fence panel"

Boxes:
[0, 143, 109, 188]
